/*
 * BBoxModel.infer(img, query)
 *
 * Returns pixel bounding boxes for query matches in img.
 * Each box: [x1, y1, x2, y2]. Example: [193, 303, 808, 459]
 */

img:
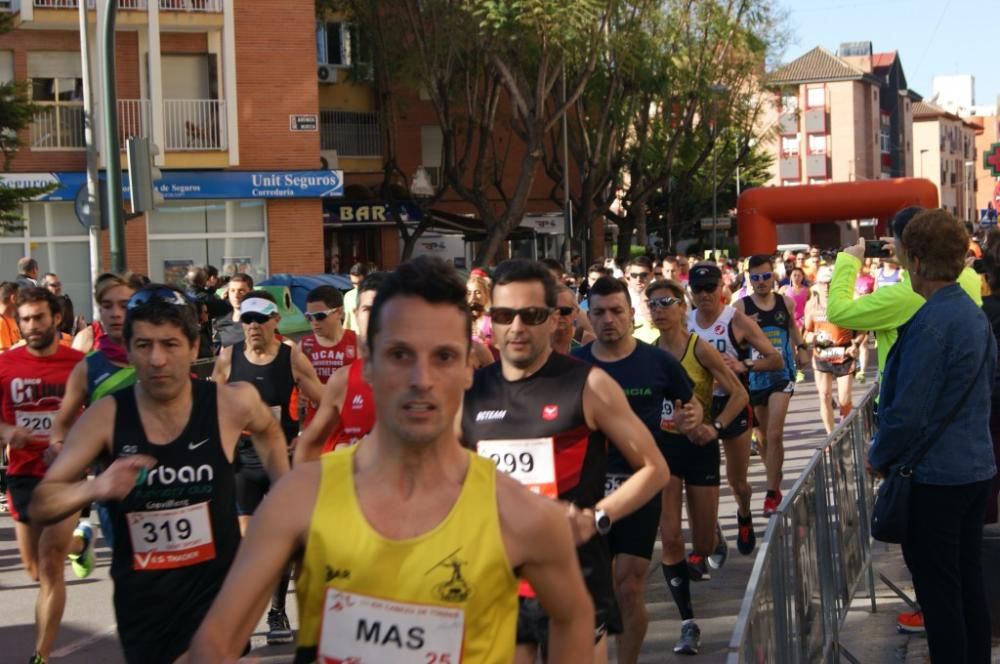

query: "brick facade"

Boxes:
[267, 199, 324, 274]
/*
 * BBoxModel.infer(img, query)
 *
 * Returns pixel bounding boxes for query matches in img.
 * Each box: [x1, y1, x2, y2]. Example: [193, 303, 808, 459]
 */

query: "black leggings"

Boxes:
[234, 465, 271, 517]
[902, 479, 992, 664]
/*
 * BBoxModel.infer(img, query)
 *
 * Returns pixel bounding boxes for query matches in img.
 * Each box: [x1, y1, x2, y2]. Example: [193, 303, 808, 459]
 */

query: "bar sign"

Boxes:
[290, 114, 318, 132]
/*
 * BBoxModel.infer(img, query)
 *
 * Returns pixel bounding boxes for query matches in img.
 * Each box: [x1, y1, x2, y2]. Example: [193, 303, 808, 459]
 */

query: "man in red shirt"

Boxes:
[0, 287, 88, 664]
[298, 285, 357, 425]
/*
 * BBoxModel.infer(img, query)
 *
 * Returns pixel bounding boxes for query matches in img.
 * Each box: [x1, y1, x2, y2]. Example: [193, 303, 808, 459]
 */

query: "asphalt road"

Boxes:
[0, 373, 871, 663]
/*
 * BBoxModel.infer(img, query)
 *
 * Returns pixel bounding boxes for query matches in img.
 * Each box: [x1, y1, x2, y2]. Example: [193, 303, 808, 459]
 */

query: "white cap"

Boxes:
[239, 297, 278, 317]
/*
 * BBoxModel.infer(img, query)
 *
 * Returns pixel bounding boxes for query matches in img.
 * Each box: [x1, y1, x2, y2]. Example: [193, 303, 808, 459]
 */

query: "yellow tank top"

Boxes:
[679, 333, 714, 424]
[295, 445, 518, 664]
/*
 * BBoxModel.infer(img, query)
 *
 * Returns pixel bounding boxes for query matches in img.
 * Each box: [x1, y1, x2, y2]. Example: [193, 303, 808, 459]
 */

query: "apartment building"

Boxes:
[762, 42, 918, 246]
[912, 100, 980, 222]
[970, 113, 999, 217]
[1, 0, 331, 310]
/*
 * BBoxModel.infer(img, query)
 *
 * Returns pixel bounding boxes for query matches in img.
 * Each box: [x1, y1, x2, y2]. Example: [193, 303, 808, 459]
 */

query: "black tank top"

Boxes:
[228, 341, 296, 468]
[108, 380, 240, 658]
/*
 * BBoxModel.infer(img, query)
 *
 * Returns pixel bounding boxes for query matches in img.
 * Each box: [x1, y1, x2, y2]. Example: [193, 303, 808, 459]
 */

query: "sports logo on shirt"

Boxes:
[541, 405, 559, 421]
[774, 310, 788, 326]
[351, 394, 364, 409]
[428, 550, 472, 602]
[714, 324, 726, 335]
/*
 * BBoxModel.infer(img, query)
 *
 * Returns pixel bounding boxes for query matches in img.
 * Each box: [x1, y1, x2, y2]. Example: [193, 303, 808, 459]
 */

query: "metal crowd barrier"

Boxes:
[728, 385, 879, 664]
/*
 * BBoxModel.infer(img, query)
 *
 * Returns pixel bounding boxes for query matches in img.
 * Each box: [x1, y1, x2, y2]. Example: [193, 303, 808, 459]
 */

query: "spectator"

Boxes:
[624, 256, 654, 327]
[15, 257, 38, 289]
[868, 208, 996, 663]
[570, 253, 584, 277]
[42, 272, 85, 336]
[466, 274, 493, 347]
[579, 262, 608, 310]
[977, 228, 1000, 524]
[204, 264, 221, 290]
[215, 272, 253, 349]
[780, 267, 810, 331]
[343, 261, 376, 332]
[0, 281, 20, 351]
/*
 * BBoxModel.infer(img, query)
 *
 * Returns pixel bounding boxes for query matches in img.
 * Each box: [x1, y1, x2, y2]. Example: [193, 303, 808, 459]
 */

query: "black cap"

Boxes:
[688, 263, 722, 286]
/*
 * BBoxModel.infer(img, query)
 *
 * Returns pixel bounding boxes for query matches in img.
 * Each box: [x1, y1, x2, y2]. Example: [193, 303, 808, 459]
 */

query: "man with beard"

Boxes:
[29, 285, 289, 663]
[0, 287, 87, 664]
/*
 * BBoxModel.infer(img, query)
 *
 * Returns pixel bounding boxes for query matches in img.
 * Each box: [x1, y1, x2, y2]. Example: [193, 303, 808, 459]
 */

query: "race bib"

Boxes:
[269, 405, 282, 422]
[319, 589, 464, 664]
[660, 399, 678, 433]
[476, 438, 557, 498]
[127, 502, 215, 571]
[605, 473, 629, 498]
[15, 410, 56, 439]
[817, 346, 846, 361]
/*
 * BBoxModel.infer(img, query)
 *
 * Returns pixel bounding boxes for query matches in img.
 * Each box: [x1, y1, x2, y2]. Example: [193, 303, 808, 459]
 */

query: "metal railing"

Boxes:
[728, 385, 879, 663]
[31, 0, 224, 9]
[163, 99, 227, 150]
[159, 0, 221, 11]
[33, 0, 148, 8]
[118, 98, 151, 145]
[320, 110, 382, 157]
[31, 104, 85, 149]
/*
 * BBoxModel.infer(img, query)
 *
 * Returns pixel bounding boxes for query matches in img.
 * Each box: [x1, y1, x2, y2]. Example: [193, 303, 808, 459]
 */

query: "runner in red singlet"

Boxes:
[298, 285, 358, 425]
[293, 273, 383, 464]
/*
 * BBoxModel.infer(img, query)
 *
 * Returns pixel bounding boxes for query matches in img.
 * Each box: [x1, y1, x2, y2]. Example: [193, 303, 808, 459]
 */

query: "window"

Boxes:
[421, 125, 443, 186]
[807, 134, 827, 154]
[781, 93, 798, 112]
[806, 87, 825, 108]
[880, 129, 891, 154]
[782, 180, 801, 187]
[316, 22, 369, 68]
[781, 136, 799, 156]
[28, 52, 84, 150]
[320, 110, 382, 157]
[147, 200, 268, 285]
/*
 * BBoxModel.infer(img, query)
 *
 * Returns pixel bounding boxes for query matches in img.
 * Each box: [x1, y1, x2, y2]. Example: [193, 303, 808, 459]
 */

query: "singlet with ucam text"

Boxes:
[108, 380, 240, 656]
[573, 340, 692, 475]
[0, 344, 83, 477]
[300, 330, 357, 426]
[688, 306, 748, 397]
[322, 359, 375, 454]
[741, 295, 796, 391]
[228, 341, 296, 468]
[294, 447, 517, 664]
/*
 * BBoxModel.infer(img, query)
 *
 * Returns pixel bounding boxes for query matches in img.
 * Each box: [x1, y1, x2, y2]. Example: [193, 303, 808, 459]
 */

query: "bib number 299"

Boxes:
[476, 438, 557, 499]
[487, 451, 534, 475]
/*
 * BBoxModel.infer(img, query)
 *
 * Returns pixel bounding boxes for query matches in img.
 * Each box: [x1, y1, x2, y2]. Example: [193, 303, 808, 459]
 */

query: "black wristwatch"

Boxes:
[594, 509, 612, 536]
[797, 343, 809, 351]
[713, 420, 724, 434]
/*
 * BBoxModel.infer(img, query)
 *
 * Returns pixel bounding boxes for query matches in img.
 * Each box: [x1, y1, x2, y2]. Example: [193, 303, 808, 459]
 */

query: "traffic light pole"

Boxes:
[99, 0, 125, 273]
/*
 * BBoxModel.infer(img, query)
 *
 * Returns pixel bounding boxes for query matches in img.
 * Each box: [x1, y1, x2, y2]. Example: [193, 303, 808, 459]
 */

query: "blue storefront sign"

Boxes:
[324, 200, 423, 224]
[0, 170, 344, 202]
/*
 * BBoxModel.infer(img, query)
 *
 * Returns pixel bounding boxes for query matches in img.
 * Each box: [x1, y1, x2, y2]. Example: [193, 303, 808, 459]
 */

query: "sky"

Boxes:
[777, 0, 997, 109]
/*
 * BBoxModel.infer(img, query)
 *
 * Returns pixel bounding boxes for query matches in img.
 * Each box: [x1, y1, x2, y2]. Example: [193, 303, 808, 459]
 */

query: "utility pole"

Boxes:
[562, 65, 574, 270]
[79, 0, 101, 317]
[100, 0, 125, 273]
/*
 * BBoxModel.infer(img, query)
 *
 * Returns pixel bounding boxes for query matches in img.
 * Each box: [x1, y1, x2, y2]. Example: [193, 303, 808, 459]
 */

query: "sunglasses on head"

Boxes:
[240, 312, 274, 325]
[489, 306, 551, 326]
[648, 295, 681, 309]
[690, 282, 719, 294]
[749, 272, 773, 282]
[304, 308, 340, 322]
[629, 271, 651, 280]
[127, 287, 191, 311]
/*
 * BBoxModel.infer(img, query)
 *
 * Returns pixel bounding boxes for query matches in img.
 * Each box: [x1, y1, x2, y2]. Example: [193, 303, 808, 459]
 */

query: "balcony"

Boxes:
[804, 108, 827, 133]
[778, 112, 797, 136]
[32, 98, 228, 151]
[31, 0, 221, 10]
[805, 154, 829, 178]
[779, 156, 799, 179]
[320, 110, 382, 157]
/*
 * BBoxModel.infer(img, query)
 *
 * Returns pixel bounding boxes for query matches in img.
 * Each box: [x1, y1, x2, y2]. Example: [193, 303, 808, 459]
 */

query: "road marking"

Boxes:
[51, 625, 118, 657]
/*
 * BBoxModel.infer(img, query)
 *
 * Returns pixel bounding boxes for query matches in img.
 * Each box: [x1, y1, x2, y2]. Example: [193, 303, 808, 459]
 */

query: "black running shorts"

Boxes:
[749, 379, 794, 407]
[660, 438, 721, 487]
[6, 474, 40, 524]
[605, 479, 661, 560]
[711, 395, 753, 438]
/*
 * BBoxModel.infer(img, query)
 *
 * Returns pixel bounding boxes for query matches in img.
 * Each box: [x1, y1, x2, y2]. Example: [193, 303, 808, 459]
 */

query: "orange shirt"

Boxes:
[0, 313, 20, 352]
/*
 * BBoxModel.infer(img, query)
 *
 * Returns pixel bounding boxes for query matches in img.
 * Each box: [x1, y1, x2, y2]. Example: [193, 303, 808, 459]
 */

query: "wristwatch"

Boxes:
[594, 509, 612, 536]
[742, 358, 754, 370]
[797, 343, 809, 351]
[713, 421, 724, 435]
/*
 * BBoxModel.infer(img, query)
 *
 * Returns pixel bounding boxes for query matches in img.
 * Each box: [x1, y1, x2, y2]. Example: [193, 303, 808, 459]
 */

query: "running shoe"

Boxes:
[855, 371, 866, 383]
[0, 494, 7, 513]
[762, 490, 782, 517]
[707, 521, 729, 570]
[750, 434, 760, 457]
[266, 608, 294, 645]
[896, 609, 925, 634]
[737, 512, 757, 555]
[673, 620, 701, 655]
[28, 654, 46, 664]
[68, 521, 94, 579]
[795, 370, 805, 383]
[686, 553, 710, 582]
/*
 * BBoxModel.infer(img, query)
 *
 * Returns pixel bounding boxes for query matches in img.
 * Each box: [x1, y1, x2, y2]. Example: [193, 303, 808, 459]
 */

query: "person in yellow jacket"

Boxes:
[827, 207, 982, 381]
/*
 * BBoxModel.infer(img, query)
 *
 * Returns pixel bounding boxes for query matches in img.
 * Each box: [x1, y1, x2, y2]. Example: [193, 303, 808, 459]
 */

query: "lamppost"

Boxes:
[919, 148, 929, 179]
[964, 160, 975, 223]
[709, 83, 729, 256]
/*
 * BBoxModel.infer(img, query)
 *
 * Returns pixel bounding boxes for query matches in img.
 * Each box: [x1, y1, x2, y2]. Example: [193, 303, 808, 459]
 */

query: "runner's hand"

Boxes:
[43, 441, 63, 467]
[5, 426, 35, 449]
[93, 455, 158, 501]
[564, 503, 596, 545]
[688, 424, 718, 446]
[721, 355, 746, 375]
[796, 348, 810, 368]
[673, 399, 704, 433]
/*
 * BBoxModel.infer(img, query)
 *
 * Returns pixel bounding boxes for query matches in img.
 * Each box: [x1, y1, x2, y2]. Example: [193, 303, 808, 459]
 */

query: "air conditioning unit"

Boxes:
[320, 150, 339, 170]
[318, 65, 337, 84]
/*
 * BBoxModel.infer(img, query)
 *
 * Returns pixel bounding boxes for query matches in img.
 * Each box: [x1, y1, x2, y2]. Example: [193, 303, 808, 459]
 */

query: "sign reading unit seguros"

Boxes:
[0, 170, 345, 202]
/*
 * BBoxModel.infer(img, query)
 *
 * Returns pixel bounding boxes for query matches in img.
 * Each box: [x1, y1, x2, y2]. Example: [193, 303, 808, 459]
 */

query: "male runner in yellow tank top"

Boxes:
[185, 256, 594, 663]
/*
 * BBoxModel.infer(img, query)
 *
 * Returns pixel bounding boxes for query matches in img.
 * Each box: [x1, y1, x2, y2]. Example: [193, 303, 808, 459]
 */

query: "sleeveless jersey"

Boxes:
[572, 341, 692, 474]
[294, 447, 517, 664]
[742, 295, 796, 391]
[876, 267, 902, 288]
[0, 345, 83, 477]
[85, 350, 137, 405]
[323, 359, 376, 454]
[229, 342, 296, 468]
[108, 380, 240, 661]
[688, 306, 747, 397]
[676, 334, 713, 424]
[806, 304, 854, 364]
[300, 330, 358, 383]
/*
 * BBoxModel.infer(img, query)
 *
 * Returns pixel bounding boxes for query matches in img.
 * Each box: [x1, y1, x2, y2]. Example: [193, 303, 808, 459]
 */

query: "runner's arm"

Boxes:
[229, 382, 290, 482]
[49, 359, 88, 447]
[496, 474, 594, 662]
[185, 463, 319, 663]
[827, 250, 916, 332]
[694, 339, 748, 428]
[71, 325, 94, 353]
[30, 398, 154, 524]
[732, 310, 784, 373]
[290, 345, 326, 404]
[211, 345, 232, 383]
[582, 368, 669, 525]
[292, 366, 346, 465]
[471, 339, 495, 368]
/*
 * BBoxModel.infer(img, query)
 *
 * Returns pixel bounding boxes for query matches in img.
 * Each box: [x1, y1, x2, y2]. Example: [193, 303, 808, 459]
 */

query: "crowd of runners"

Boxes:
[0, 206, 988, 663]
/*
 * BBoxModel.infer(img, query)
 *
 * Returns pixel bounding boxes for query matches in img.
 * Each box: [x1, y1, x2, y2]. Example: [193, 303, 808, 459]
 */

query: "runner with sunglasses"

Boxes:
[29, 285, 290, 664]
[211, 290, 324, 644]
[551, 285, 583, 355]
[572, 276, 705, 661]
[734, 256, 810, 516]
[462, 259, 678, 664]
[685, 263, 783, 554]
[293, 273, 385, 463]
[299, 286, 357, 434]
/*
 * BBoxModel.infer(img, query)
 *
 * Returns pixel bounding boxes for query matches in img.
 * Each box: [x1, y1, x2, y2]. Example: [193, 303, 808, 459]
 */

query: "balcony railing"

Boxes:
[32, 0, 222, 9]
[34, 0, 148, 8]
[32, 98, 227, 151]
[159, 0, 221, 11]
[320, 110, 382, 157]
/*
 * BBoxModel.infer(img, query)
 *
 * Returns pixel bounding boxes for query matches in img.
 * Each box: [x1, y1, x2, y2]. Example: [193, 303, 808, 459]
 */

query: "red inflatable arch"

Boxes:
[736, 178, 939, 256]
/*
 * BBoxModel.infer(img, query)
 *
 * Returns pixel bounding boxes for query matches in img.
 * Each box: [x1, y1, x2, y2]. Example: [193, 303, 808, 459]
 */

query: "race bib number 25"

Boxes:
[476, 438, 558, 499]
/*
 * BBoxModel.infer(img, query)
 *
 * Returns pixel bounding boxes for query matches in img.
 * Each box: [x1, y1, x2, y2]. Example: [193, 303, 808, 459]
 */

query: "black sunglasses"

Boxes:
[127, 287, 191, 311]
[555, 306, 575, 316]
[648, 296, 681, 309]
[490, 307, 552, 326]
[304, 308, 340, 322]
[749, 272, 773, 282]
[240, 312, 274, 325]
[629, 272, 651, 280]
[690, 282, 719, 294]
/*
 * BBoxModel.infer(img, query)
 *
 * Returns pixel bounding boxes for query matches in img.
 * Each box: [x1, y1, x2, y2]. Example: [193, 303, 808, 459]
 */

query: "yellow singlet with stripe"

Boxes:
[295, 444, 518, 664]
[679, 333, 714, 424]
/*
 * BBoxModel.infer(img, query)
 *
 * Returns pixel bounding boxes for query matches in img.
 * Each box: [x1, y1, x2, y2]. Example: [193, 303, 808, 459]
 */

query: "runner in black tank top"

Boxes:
[109, 380, 237, 663]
